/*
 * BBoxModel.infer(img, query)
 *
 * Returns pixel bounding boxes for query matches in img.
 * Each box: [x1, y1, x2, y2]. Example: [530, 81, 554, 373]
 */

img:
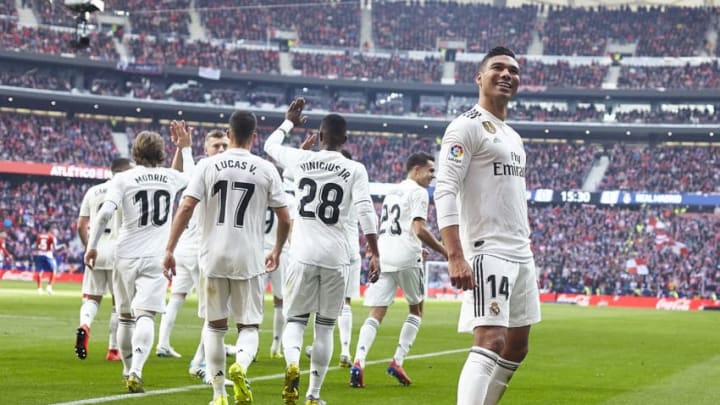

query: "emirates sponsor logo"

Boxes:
[655, 298, 691, 311]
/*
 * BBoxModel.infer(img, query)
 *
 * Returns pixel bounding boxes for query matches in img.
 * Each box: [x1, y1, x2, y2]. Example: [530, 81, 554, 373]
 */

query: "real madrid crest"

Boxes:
[489, 302, 501, 316]
[482, 121, 496, 134]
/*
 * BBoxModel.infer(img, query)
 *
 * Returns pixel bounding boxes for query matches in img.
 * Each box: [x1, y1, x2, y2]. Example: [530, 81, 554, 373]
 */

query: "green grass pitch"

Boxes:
[1, 280, 719, 404]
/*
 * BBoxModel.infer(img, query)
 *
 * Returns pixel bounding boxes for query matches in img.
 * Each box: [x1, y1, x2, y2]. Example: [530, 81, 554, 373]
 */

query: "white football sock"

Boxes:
[191, 322, 206, 367]
[393, 314, 421, 366]
[353, 317, 380, 368]
[483, 357, 520, 405]
[338, 304, 352, 357]
[129, 315, 155, 377]
[108, 311, 119, 350]
[235, 327, 259, 370]
[457, 346, 498, 405]
[282, 316, 308, 366]
[79, 299, 99, 327]
[157, 294, 185, 349]
[306, 316, 335, 400]
[117, 318, 135, 376]
[271, 304, 285, 352]
[205, 325, 228, 397]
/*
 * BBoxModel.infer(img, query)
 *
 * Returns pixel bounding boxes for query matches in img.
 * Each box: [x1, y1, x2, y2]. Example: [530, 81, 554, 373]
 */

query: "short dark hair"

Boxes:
[110, 157, 132, 174]
[479, 46, 516, 71]
[229, 111, 257, 143]
[340, 149, 352, 160]
[321, 114, 347, 147]
[132, 131, 165, 167]
[405, 152, 435, 173]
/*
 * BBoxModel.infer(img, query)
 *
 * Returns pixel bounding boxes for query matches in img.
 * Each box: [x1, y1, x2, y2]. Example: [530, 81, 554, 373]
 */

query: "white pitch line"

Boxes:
[48, 348, 467, 405]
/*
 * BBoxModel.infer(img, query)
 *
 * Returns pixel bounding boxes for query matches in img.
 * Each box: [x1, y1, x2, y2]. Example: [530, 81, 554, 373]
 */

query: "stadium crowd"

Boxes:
[531, 204, 720, 299]
[292, 52, 443, 83]
[197, 0, 360, 47]
[0, 176, 89, 271]
[372, 2, 537, 53]
[601, 144, 719, 193]
[0, 113, 118, 166]
[542, 6, 713, 57]
[617, 63, 720, 90]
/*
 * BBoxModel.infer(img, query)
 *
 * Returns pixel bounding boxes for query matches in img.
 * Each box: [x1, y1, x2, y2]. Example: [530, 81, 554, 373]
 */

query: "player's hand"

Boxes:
[448, 256, 474, 290]
[299, 132, 317, 150]
[170, 120, 193, 149]
[265, 249, 281, 273]
[163, 251, 176, 281]
[368, 255, 381, 283]
[285, 98, 307, 127]
[421, 248, 429, 261]
[84, 249, 97, 270]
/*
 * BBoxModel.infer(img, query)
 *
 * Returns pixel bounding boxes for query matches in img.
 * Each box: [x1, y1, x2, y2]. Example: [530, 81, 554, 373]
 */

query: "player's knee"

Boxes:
[473, 327, 506, 354]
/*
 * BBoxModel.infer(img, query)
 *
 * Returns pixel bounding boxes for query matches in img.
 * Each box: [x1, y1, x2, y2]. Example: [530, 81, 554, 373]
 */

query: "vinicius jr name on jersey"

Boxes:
[298, 161, 352, 182]
[492, 151, 526, 177]
[214, 159, 258, 174]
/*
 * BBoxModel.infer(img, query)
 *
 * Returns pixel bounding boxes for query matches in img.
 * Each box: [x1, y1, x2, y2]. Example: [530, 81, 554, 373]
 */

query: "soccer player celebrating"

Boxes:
[156, 129, 230, 360]
[163, 111, 291, 405]
[350, 152, 447, 388]
[435, 46, 541, 405]
[76, 157, 132, 361]
[264, 99, 380, 405]
[33, 225, 59, 294]
[85, 127, 194, 393]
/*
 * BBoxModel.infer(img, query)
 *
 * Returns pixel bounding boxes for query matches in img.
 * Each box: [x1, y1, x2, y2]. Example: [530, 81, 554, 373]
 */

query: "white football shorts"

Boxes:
[204, 276, 264, 325]
[458, 254, 541, 332]
[113, 256, 167, 315]
[171, 254, 199, 295]
[364, 264, 426, 307]
[82, 267, 113, 297]
[283, 261, 347, 319]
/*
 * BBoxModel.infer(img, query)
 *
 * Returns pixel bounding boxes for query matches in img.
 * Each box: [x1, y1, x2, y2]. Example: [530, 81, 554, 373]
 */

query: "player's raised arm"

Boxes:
[263, 98, 308, 167]
[169, 120, 195, 174]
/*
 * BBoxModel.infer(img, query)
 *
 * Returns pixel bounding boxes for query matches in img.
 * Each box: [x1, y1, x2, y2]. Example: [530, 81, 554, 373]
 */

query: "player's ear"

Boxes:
[252, 132, 257, 144]
[476, 70, 483, 87]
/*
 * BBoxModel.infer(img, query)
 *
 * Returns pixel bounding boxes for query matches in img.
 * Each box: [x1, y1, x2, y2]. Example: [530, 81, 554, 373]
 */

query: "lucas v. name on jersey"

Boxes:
[213, 158, 258, 174]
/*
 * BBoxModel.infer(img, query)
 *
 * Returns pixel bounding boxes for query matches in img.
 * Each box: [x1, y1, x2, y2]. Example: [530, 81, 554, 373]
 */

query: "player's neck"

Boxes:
[477, 97, 508, 121]
[230, 140, 252, 151]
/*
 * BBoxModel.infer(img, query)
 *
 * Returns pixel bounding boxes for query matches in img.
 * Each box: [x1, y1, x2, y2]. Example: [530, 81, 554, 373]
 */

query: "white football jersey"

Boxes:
[263, 192, 296, 251]
[435, 105, 532, 262]
[185, 148, 287, 279]
[79, 180, 121, 269]
[175, 190, 201, 258]
[104, 166, 188, 259]
[265, 127, 377, 269]
[343, 203, 361, 263]
[378, 179, 428, 271]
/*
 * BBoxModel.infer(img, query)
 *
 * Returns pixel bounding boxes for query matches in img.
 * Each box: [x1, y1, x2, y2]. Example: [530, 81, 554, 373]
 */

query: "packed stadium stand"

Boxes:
[0, 0, 717, 300]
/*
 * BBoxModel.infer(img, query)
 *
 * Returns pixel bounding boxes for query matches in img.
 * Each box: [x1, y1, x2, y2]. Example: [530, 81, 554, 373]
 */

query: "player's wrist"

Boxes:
[278, 120, 294, 136]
